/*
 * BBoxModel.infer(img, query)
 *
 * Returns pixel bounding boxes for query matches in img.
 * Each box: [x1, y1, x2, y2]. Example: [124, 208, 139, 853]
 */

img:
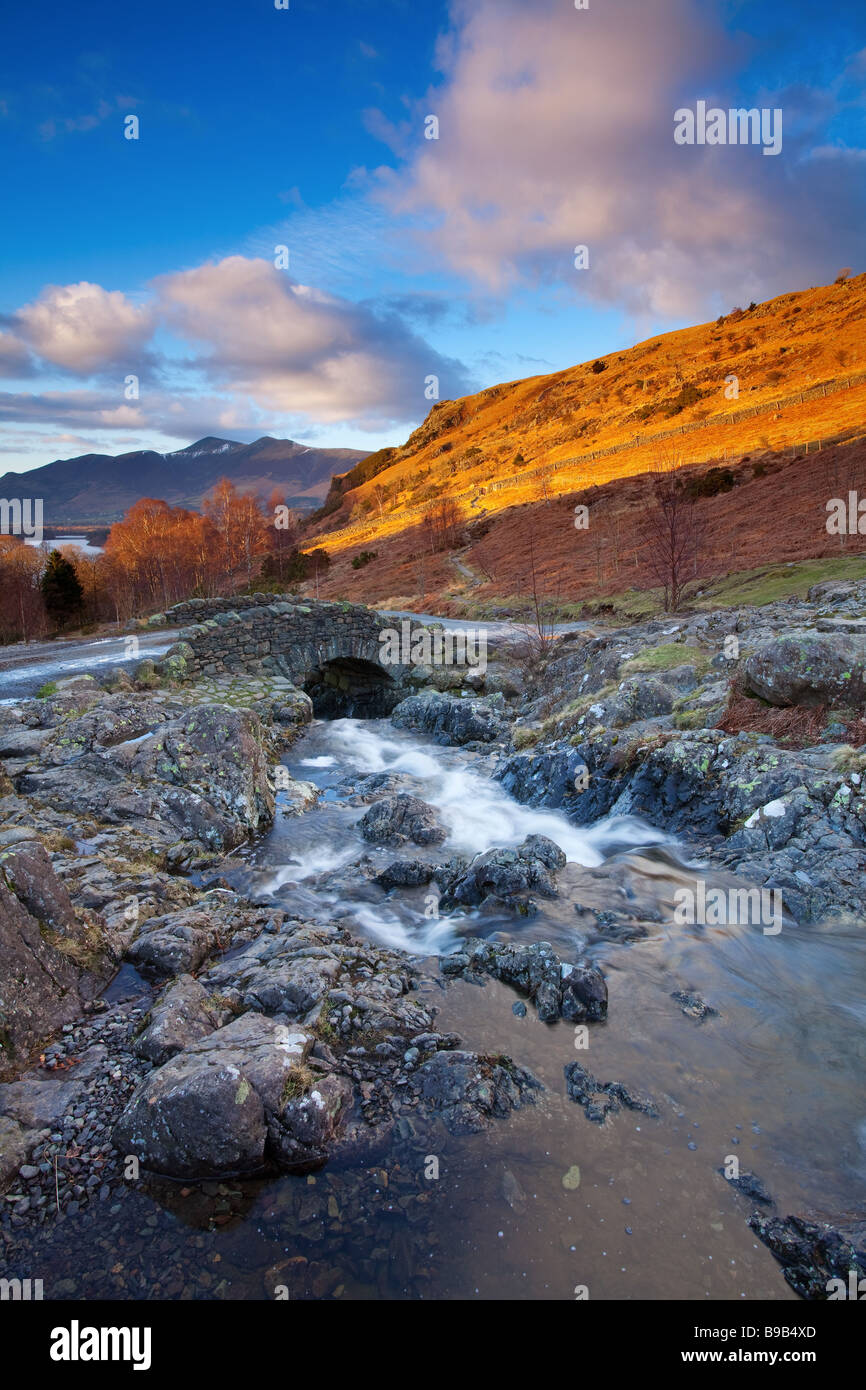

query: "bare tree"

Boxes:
[423, 497, 462, 553]
[643, 452, 706, 611]
[510, 530, 562, 677]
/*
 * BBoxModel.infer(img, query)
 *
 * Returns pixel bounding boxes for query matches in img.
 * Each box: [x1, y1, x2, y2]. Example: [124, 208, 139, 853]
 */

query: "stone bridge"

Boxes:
[159, 595, 428, 717]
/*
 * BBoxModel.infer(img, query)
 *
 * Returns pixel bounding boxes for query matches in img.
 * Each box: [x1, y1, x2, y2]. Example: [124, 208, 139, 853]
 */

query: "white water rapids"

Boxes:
[253, 717, 677, 955]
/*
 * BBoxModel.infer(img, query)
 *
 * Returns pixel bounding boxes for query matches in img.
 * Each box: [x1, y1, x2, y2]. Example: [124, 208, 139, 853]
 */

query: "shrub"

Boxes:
[682, 466, 736, 500]
[351, 550, 378, 570]
[663, 382, 703, 417]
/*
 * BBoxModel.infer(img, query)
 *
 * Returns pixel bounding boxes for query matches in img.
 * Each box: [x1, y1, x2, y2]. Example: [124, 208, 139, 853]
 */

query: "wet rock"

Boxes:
[564, 1061, 658, 1124]
[442, 936, 606, 1023]
[560, 962, 609, 1022]
[374, 860, 436, 890]
[358, 793, 446, 847]
[412, 1049, 542, 1135]
[442, 835, 565, 911]
[392, 691, 508, 746]
[748, 1213, 866, 1300]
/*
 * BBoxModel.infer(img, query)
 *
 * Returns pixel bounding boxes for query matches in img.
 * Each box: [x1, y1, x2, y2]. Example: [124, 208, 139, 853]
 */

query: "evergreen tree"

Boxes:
[41, 550, 83, 629]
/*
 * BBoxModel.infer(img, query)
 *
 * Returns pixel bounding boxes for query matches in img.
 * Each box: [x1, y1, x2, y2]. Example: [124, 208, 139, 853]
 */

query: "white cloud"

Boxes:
[14, 281, 153, 373]
[155, 254, 472, 425]
[370, 0, 865, 316]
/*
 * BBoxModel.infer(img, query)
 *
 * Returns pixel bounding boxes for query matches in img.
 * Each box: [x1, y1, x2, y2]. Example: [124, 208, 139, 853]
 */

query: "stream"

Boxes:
[6, 715, 865, 1300]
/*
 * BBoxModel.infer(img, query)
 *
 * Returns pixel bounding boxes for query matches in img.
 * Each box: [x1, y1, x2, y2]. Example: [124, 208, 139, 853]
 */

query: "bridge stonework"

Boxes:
[160, 595, 421, 714]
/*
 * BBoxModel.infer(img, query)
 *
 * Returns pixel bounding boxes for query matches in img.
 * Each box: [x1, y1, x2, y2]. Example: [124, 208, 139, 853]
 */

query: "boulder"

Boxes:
[125, 907, 224, 981]
[113, 1013, 319, 1178]
[133, 974, 230, 1064]
[744, 632, 866, 708]
[0, 845, 111, 1072]
[609, 676, 675, 726]
[392, 691, 508, 745]
[358, 793, 446, 846]
[0, 840, 79, 936]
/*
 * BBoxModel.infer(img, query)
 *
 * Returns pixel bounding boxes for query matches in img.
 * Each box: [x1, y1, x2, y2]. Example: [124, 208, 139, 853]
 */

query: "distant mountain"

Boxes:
[0, 436, 371, 524]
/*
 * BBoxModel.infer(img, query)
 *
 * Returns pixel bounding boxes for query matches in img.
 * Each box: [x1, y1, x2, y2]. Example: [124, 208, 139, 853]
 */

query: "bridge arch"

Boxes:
[162, 596, 424, 718]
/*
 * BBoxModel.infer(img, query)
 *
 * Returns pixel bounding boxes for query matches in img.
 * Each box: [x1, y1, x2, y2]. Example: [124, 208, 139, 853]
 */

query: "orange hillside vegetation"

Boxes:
[302, 273, 866, 608]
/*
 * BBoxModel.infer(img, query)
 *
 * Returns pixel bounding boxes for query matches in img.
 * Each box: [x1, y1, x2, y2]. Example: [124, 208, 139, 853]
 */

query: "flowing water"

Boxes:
[6, 716, 865, 1300]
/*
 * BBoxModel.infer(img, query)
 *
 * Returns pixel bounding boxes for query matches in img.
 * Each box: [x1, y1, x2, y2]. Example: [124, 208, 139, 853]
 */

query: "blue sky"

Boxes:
[0, 0, 864, 473]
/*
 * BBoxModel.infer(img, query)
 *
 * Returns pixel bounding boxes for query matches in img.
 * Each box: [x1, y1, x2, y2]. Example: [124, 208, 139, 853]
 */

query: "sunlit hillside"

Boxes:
[304, 273, 866, 611]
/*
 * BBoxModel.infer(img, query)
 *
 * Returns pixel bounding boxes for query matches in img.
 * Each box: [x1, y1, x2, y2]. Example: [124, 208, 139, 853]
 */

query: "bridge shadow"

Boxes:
[303, 656, 399, 719]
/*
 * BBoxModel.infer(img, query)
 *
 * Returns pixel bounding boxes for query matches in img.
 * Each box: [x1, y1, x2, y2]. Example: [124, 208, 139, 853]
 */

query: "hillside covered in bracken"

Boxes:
[303, 273, 866, 612]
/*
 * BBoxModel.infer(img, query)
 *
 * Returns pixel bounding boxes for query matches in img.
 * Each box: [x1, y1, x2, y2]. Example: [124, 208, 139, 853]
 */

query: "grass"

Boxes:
[830, 743, 866, 772]
[673, 710, 707, 730]
[313, 999, 337, 1043]
[35, 681, 58, 699]
[621, 642, 708, 675]
[540, 681, 619, 737]
[280, 1063, 315, 1105]
[690, 555, 866, 610]
[511, 726, 542, 750]
[576, 587, 663, 621]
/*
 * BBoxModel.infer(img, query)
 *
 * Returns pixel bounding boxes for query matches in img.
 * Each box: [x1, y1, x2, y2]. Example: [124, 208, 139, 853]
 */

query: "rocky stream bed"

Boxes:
[1, 580, 865, 1300]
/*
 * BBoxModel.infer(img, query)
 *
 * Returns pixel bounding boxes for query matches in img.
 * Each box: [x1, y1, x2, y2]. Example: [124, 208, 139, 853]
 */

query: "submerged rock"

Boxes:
[672, 990, 719, 1021]
[719, 1168, 773, 1206]
[564, 1061, 658, 1124]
